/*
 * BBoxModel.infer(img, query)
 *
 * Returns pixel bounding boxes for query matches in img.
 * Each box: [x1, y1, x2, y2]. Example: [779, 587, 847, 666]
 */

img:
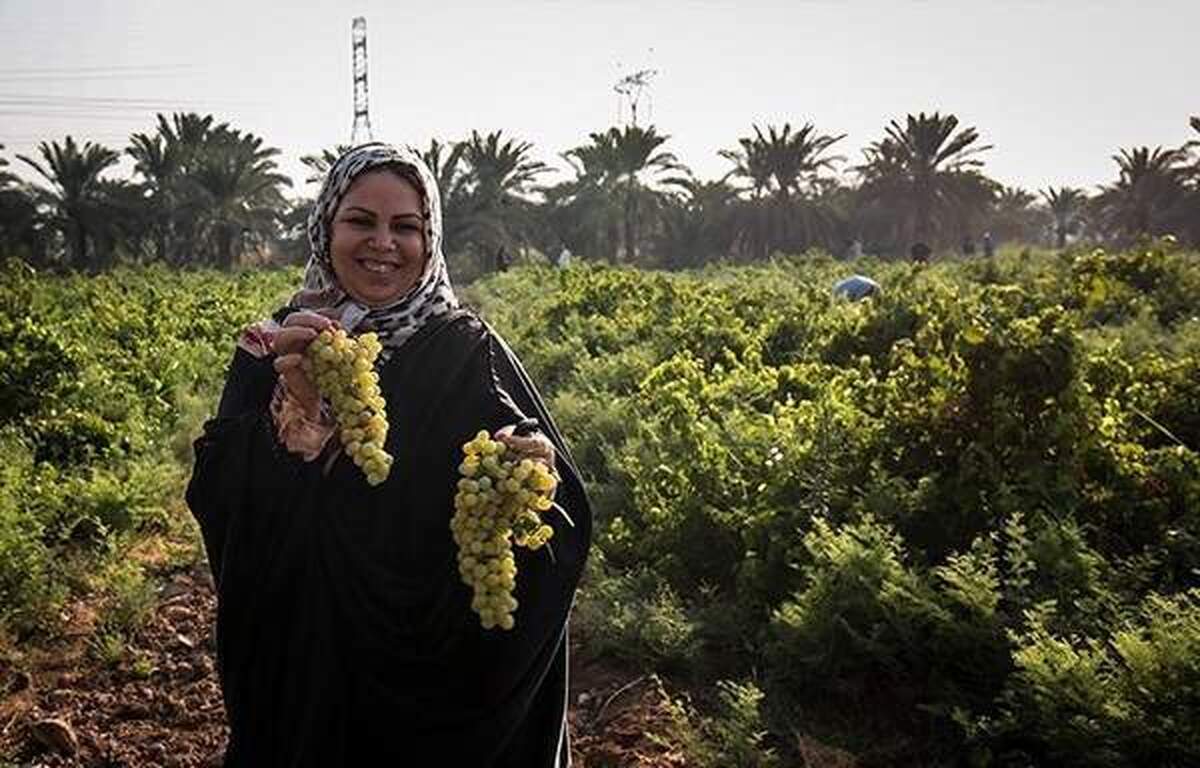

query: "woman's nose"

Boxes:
[367, 227, 397, 251]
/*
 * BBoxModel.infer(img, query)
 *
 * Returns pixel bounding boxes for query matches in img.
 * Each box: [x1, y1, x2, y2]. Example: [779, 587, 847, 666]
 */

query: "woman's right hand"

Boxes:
[271, 310, 337, 419]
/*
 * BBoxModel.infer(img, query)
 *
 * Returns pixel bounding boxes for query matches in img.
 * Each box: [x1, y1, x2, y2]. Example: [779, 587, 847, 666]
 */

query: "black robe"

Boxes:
[185, 308, 592, 767]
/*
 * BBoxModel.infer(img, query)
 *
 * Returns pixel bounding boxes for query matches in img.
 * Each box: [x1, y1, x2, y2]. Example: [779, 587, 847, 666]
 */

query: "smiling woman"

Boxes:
[330, 170, 428, 307]
[185, 143, 591, 766]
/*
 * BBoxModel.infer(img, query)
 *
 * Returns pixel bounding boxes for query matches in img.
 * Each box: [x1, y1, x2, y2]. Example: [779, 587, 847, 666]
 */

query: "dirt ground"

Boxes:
[0, 562, 690, 767]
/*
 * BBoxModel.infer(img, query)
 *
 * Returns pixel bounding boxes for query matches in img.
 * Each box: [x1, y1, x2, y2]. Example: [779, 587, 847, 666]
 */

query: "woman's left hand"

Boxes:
[495, 425, 555, 469]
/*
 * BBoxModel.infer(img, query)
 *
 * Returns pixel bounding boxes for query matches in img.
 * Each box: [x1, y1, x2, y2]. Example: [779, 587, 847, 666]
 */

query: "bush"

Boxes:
[572, 551, 700, 671]
[0, 435, 64, 634]
[0, 262, 296, 642]
[768, 515, 940, 693]
[974, 591, 1200, 767]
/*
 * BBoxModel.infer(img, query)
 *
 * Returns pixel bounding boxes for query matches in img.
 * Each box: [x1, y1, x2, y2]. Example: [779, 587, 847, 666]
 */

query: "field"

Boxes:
[1, 244, 1198, 766]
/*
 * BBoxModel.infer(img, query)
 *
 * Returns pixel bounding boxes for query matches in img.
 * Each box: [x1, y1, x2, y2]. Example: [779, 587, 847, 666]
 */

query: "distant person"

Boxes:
[910, 242, 931, 265]
[962, 235, 976, 257]
[982, 231, 995, 259]
[848, 238, 864, 260]
[833, 274, 881, 301]
[556, 245, 572, 269]
[494, 244, 509, 272]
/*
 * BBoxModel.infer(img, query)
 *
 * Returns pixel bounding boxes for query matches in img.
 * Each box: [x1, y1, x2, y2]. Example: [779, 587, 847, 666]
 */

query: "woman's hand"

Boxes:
[271, 311, 337, 419]
[495, 424, 556, 470]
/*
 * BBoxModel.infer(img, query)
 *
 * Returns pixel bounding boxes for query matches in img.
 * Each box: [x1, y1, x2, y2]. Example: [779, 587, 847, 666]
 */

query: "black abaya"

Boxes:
[186, 309, 591, 766]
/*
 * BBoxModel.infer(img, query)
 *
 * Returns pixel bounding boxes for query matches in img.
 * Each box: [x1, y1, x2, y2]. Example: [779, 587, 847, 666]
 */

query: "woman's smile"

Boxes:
[329, 169, 428, 306]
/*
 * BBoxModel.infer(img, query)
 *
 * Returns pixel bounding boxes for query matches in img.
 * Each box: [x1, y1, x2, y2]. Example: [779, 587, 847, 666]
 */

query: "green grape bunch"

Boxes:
[302, 327, 393, 485]
[451, 430, 559, 630]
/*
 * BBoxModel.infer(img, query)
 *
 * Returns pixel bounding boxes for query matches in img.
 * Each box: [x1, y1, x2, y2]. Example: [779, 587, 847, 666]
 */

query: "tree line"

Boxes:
[1, 111, 1197, 275]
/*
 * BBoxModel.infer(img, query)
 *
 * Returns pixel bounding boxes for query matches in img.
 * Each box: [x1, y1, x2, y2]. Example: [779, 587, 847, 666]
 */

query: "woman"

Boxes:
[186, 143, 591, 766]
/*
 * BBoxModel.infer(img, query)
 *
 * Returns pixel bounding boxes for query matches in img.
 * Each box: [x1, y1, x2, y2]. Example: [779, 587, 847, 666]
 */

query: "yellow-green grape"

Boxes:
[306, 329, 393, 485]
[451, 430, 558, 630]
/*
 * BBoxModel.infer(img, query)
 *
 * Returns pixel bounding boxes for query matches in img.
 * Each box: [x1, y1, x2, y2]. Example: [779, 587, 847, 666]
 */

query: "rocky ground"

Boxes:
[0, 563, 687, 767]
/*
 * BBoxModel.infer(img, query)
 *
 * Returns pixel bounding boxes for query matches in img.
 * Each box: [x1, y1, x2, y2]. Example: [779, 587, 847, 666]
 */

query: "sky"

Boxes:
[1, 0, 1197, 200]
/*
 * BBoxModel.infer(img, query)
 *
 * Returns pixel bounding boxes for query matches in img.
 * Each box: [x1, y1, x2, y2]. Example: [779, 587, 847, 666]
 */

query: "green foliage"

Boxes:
[657, 678, 780, 768]
[0, 261, 296, 639]
[572, 551, 700, 671]
[468, 249, 1200, 766]
[968, 591, 1200, 767]
[96, 552, 157, 637]
[0, 433, 65, 634]
[0, 314, 79, 423]
[708, 680, 780, 768]
[2, 247, 1196, 765]
[769, 515, 937, 688]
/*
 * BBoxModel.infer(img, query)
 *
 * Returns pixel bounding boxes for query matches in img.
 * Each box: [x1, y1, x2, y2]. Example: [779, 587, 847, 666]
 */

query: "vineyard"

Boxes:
[1, 245, 1199, 766]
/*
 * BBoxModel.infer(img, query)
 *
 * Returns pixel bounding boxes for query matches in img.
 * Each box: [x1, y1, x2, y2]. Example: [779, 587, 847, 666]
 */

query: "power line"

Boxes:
[2, 136, 134, 144]
[0, 94, 253, 105]
[0, 72, 196, 83]
[0, 65, 197, 75]
[0, 110, 173, 122]
[0, 96, 256, 112]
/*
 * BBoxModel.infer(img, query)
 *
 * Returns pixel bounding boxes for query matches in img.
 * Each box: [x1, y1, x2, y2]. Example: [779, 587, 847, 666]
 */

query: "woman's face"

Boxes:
[329, 169, 427, 307]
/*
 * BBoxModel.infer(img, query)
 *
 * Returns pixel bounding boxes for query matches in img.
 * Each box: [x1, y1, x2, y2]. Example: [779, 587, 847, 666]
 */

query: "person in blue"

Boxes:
[833, 274, 881, 301]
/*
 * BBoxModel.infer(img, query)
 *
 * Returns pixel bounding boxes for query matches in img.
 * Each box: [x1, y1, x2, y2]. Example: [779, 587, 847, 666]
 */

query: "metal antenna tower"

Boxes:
[613, 65, 657, 127]
[350, 17, 373, 145]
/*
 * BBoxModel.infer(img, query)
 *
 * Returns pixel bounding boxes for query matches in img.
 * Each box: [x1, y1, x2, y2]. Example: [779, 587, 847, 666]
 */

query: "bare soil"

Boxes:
[0, 563, 690, 767]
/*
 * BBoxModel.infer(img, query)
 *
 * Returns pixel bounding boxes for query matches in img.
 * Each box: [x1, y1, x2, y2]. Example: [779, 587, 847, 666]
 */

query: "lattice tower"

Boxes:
[351, 17, 373, 145]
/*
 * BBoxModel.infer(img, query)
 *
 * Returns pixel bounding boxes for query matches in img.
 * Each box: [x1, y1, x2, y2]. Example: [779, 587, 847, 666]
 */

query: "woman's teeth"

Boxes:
[361, 259, 397, 273]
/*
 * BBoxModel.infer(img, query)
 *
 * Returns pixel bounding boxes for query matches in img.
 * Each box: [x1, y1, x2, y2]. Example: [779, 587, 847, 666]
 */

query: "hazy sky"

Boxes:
[2, 0, 1197, 199]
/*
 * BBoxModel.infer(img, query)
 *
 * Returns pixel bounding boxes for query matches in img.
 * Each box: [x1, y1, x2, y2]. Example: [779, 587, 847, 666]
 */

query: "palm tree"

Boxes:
[18, 136, 121, 268]
[538, 159, 620, 266]
[0, 144, 43, 263]
[656, 174, 739, 268]
[190, 129, 291, 267]
[1186, 117, 1200, 245]
[718, 130, 772, 202]
[857, 112, 993, 252]
[127, 113, 229, 264]
[299, 144, 354, 185]
[720, 122, 846, 259]
[457, 130, 551, 272]
[129, 113, 290, 265]
[722, 123, 845, 200]
[989, 186, 1043, 245]
[1041, 186, 1087, 248]
[420, 138, 472, 254]
[0, 144, 16, 187]
[549, 140, 623, 261]
[565, 125, 683, 263]
[89, 178, 152, 267]
[1094, 146, 1190, 243]
[126, 130, 182, 262]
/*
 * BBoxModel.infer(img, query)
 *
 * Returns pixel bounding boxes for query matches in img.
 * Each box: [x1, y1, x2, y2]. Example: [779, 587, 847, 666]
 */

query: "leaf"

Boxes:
[962, 325, 986, 345]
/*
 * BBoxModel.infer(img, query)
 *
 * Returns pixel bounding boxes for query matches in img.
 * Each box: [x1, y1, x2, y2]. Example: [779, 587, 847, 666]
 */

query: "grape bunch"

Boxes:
[302, 328, 393, 485]
[451, 430, 558, 630]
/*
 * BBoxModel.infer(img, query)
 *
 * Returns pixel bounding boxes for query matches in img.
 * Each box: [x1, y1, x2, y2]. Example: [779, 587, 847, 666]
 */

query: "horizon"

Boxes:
[2, 0, 1197, 200]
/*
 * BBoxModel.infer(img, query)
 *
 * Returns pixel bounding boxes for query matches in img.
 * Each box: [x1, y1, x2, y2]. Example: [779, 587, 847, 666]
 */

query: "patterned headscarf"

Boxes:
[291, 142, 459, 360]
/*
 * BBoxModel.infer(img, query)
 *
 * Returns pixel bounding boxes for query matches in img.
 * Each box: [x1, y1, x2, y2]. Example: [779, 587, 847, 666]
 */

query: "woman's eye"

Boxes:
[348, 217, 372, 226]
